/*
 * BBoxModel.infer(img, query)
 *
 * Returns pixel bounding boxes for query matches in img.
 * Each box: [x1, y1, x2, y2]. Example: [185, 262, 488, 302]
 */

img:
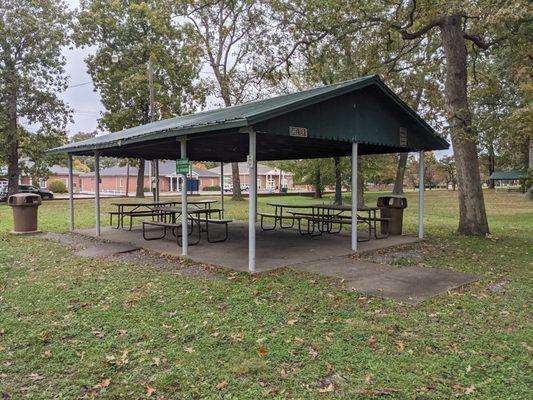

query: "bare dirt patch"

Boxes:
[39, 232, 222, 280]
[358, 240, 441, 266]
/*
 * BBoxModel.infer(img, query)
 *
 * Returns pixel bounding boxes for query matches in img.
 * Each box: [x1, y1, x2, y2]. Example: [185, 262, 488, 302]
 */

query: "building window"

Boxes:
[119, 178, 123, 188]
[281, 178, 288, 189]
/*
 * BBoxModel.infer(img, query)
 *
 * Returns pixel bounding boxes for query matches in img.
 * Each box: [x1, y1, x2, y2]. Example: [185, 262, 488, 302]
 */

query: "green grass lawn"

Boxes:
[0, 190, 531, 399]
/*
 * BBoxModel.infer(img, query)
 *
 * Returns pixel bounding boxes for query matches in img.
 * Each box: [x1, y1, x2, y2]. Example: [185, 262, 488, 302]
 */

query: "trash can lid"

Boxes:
[377, 194, 406, 199]
[8, 193, 42, 206]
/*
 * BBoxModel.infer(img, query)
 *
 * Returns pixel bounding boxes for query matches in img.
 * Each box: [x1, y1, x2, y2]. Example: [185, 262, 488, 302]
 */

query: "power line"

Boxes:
[66, 81, 93, 89]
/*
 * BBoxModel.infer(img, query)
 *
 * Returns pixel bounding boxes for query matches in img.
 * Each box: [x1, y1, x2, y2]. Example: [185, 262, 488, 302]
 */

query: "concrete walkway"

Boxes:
[292, 256, 479, 304]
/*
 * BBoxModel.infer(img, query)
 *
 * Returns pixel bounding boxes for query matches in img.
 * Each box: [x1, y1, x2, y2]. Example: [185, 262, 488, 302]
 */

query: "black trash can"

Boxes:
[377, 195, 407, 235]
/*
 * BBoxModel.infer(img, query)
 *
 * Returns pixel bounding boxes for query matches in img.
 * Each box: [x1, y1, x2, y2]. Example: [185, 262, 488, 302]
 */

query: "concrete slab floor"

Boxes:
[76, 221, 418, 272]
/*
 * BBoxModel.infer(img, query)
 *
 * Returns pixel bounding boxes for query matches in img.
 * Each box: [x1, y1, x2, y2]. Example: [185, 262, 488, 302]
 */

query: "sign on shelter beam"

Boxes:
[175, 158, 190, 175]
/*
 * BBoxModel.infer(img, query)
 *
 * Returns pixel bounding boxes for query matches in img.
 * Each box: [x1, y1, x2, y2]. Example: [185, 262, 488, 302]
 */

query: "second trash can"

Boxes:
[377, 195, 407, 236]
[8, 193, 42, 233]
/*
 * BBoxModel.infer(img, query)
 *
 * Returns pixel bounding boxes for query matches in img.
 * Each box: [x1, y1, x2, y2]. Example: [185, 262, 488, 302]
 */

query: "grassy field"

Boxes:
[0, 190, 531, 399]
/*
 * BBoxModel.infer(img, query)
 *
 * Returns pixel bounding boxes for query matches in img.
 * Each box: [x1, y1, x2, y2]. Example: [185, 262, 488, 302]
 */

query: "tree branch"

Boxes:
[398, 18, 443, 40]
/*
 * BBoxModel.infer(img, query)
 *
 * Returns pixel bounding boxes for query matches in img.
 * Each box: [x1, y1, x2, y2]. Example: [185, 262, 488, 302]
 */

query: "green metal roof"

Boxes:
[489, 171, 527, 180]
[49, 75, 448, 160]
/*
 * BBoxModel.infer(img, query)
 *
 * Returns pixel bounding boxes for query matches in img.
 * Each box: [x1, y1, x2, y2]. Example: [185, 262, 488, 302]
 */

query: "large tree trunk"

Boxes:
[393, 88, 422, 194]
[357, 171, 365, 206]
[529, 138, 533, 169]
[488, 145, 496, 189]
[231, 162, 243, 200]
[218, 93, 243, 201]
[125, 161, 130, 197]
[440, 15, 489, 235]
[6, 93, 19, 196]
[314, 166, 322, 198]
[392, 153, 408, 194]
[135, 159, 145, 198]
[334, 157, 342, 205]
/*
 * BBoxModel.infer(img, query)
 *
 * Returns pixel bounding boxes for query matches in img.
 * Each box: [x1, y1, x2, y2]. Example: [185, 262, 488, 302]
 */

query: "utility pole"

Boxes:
[147, 59, 159, 201]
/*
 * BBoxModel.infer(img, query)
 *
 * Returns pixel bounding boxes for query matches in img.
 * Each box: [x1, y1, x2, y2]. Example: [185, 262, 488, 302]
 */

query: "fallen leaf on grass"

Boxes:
[119, 329, 127, 336]
[393, 340, 405, 352]
[318, 383, 335, 393]
[309, 347, 318, 359]
[464, 385, 476, 394]
[93, 378, 111, 389]
[368, 336, 378, 344]
[258, 347, 266, 357]
[216, 380, 228, 390]
[145, 386, 155, 396]
[29, 374, 45, 381]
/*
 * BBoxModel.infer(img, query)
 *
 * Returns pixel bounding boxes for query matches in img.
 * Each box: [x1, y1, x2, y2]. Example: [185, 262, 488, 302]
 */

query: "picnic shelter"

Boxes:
[49, 75, 449, 272]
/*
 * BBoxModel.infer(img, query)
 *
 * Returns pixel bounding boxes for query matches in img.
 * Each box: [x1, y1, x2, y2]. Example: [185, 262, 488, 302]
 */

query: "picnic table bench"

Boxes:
[262, 202, 390, 240]
[142, 206, 232, 246]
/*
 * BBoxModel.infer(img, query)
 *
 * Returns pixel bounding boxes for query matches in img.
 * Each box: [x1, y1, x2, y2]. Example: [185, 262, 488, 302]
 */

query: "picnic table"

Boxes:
[261, 202, 388, 240]
[142, 205, 232, 246]
[110, 199, 218, 230]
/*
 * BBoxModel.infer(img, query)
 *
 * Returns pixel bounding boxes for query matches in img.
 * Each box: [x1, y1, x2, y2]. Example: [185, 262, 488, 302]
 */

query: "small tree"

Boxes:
[49, 179, 68, 193]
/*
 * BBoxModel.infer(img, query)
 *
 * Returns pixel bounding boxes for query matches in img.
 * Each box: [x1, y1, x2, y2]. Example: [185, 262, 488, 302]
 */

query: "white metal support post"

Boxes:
[351, 142, 358, 251]
[154, 159, 160, 202]
[68, 153, 74, 231]
[180, 140, 188, 255]
[94, 151, 101, 236]
[220, 162, 224, 218]
[418, 150, 425, 239]
[248, 129, 257, 272]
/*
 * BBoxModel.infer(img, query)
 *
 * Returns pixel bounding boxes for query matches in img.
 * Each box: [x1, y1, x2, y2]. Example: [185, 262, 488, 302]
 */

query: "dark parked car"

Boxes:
[0, 187, 7, 202]
[18, 185, 54, 199]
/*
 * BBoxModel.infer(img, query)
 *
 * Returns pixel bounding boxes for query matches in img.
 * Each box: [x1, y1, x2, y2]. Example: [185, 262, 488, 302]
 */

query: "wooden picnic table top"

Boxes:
[111, 200, 178, 207]
[266, 202, 379, 211]
[111, 199, 217, 207]
[314, 204, 380, 211]
[173, 199, 217, 204]
[267, 202, 315, 208]
[160, 206, 220, 214]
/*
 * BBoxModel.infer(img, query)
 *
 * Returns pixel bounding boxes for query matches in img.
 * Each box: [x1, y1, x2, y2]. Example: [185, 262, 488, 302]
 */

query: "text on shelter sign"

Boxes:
[289, 126, 308, 138]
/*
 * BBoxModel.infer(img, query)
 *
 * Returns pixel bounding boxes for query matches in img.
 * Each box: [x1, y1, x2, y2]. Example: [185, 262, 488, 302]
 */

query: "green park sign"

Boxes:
[175, 158, 190, 175]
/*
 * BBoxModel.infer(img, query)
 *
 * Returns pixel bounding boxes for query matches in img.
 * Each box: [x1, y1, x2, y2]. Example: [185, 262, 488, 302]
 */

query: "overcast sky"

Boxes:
[61, 0, 103, 136]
